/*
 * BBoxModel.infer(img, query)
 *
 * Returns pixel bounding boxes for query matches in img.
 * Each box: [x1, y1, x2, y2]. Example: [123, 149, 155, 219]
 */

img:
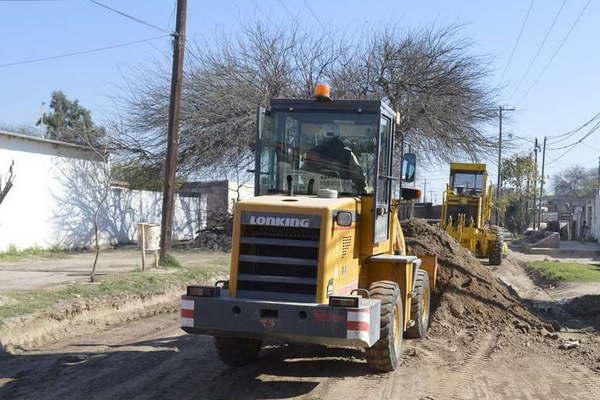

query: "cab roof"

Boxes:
[450, 162, 487, 172]
[270, 98, 390, 114]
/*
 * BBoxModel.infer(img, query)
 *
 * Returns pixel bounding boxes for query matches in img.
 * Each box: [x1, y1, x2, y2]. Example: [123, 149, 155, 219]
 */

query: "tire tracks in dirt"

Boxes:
[429, 331, 499, 399]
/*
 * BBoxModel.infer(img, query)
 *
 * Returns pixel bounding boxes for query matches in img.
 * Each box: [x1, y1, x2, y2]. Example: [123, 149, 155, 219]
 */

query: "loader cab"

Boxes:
[444, 163, 489, 227]
[449, 163, 487, 196]
[254, 91, 408, 243]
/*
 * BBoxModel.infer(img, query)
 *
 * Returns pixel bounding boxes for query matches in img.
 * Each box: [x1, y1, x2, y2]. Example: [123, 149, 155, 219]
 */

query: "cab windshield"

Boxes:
[257, 111, 378, 196]
[451, 171, 484, 194]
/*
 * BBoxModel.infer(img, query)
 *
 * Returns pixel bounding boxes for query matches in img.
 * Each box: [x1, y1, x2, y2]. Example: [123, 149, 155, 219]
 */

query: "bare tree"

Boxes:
[111, 22, 497, 178]
[0, 161, 15, 206]
[331, 26, 498, 165]
[552, 166, 598, 198]
[66, 129, 112, 283]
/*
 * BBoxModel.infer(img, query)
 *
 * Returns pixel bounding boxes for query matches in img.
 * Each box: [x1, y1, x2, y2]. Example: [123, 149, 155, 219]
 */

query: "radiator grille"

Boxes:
[446, 204, 478, 226]
[236, 215, 321, 302]
[341, 236, 352, 258]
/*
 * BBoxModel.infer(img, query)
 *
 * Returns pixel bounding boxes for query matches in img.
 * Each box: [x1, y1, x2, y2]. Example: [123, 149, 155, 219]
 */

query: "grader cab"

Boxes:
[180, 84, 438, 372]
[441, 162, 503, 265]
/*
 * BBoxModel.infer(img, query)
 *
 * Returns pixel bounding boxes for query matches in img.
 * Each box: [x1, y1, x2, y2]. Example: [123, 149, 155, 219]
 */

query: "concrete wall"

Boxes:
[180, 180, 255, 230]
[90, 187, 200, 247]
[0, 131, 199, 251]
[0, 132, 100, 250]
[591, 191, 600, 241]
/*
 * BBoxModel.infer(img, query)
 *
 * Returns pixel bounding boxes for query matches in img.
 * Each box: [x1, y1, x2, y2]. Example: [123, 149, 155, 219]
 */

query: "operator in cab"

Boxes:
[302, 123, 367, 194]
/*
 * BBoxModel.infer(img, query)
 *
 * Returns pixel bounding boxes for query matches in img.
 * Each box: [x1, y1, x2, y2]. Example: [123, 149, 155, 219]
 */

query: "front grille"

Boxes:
[236, 214, 321, 302]
[446, 204, 478, 226]
[341, 236, 352, 258]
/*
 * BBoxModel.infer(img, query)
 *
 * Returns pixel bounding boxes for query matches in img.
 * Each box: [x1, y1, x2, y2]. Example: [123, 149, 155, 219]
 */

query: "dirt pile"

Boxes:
[401, 219, 547, 332]
[195, 230, 232, 251]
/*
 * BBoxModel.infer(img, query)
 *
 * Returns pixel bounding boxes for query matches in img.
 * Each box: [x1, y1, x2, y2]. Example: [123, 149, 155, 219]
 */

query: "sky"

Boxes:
[1, 0, 599, 202]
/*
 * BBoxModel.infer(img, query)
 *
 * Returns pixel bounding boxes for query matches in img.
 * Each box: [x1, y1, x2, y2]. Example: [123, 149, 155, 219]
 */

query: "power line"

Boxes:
[499, 0, 534, 85]
[547, 144, 578, 164]
[509, 0, 567, 100]
[303, 0, 326, 31]
[0, 35, 170, 68]
[545, 119, 600, 166]
[547, 111, 600, 144]
[276, 0, 296, 19]
[548, 119, 600, 151]
[520, 0, 591, 100]
[509, 134, 537, 144]
[88, 0, 172, 34]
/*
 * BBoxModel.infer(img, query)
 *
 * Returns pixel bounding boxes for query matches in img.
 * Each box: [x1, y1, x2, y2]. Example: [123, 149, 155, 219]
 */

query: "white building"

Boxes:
[590, 191, 600, 241]
[0, 130, 252, 251]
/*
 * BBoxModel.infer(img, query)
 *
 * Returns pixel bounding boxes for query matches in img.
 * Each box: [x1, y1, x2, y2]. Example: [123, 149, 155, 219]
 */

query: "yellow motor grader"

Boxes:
[441, 162, 503, 265]
[181, 84, 437, 372]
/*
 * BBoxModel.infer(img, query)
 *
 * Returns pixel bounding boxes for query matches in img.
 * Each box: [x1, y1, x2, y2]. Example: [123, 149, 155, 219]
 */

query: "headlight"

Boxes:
[336, 211, 353, 227]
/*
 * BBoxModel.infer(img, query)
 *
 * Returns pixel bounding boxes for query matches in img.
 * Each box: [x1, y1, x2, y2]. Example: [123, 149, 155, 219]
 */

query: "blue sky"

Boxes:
[1, 0, 598, 200]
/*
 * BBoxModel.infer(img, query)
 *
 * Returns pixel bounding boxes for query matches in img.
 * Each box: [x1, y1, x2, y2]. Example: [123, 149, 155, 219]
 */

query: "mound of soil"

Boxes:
[194, 230, 232, 251]
[401, 219, 547, 332]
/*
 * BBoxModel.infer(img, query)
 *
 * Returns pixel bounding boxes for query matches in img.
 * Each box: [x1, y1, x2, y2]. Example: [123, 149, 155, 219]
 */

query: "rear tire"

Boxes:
[489, 232, 503, 266]
[405, 270, 431, 338]
[365, 280, 403, 372]
[214, 336, 262, 366]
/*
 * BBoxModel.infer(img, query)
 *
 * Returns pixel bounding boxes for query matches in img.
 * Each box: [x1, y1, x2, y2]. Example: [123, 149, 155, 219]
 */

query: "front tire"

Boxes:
[489, 233, 503, 266]
[214, 336, 262, 366]
[405, 270, 431, 338]
[365, 280, 403, 372]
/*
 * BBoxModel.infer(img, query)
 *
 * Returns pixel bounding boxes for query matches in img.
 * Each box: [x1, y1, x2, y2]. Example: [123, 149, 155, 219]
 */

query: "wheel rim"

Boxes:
[422, 288, 429, 324]
[393, 303, 401, 351]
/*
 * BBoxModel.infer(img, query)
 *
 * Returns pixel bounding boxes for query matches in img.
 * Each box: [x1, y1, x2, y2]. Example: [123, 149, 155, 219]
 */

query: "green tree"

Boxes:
[552, 166, 597, 198]
[500, 153, 538, 233]
[39, 91, 105, 146]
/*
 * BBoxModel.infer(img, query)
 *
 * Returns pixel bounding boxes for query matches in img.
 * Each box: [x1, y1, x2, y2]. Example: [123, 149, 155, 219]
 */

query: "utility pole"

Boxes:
[526, 152, 531, 227]
[159, 0, 187, 261]
[495, 106, 515, 225]
[532, 138, 539, 229]
[39, 102, 45, 138]
[597, 156, 600, 192]
[423, 179, 427, 203]
[537, 136, 547, 229]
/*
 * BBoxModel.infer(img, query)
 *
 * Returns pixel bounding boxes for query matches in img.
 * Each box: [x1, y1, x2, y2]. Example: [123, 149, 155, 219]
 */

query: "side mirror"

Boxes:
[402, 153, 416, 183]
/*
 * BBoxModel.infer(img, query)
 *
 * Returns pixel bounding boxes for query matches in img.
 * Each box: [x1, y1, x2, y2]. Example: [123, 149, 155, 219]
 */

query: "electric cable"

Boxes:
[0, 35, 170, 68]
[499, 0, 535, 85]
[509, 0, 567, 100]
[520, 0, 591, 100]
[88, 0, 172, 34]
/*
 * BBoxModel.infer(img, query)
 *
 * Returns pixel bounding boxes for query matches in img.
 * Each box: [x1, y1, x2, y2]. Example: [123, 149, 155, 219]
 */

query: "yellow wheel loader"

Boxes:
[181, 83, 437, 372]
[441, 162, 503, 265]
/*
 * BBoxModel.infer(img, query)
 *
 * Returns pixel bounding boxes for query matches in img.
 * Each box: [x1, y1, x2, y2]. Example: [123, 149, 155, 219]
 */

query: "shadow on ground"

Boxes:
[525, 295, 600, 332]
[0, 335, 372, 400]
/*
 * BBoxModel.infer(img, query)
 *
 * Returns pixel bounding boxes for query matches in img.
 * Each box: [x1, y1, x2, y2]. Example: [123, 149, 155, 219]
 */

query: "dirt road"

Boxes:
[1, 311, 598, 400]
[0, 248, 228, 291]
[2, 224, 598, 400]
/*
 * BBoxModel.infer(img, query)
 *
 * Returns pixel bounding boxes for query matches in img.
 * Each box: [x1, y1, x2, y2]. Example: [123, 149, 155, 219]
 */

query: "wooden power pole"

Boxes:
[537, 136, 547, 229]
[597, 155, 600, 193]
[532, 138, 539, 229]
[495, 106, 515, 225]
[160, 0, 187, 261]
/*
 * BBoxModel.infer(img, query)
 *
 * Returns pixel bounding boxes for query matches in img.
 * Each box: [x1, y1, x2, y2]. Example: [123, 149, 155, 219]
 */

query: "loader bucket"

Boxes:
[419, 254, 438, 292]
